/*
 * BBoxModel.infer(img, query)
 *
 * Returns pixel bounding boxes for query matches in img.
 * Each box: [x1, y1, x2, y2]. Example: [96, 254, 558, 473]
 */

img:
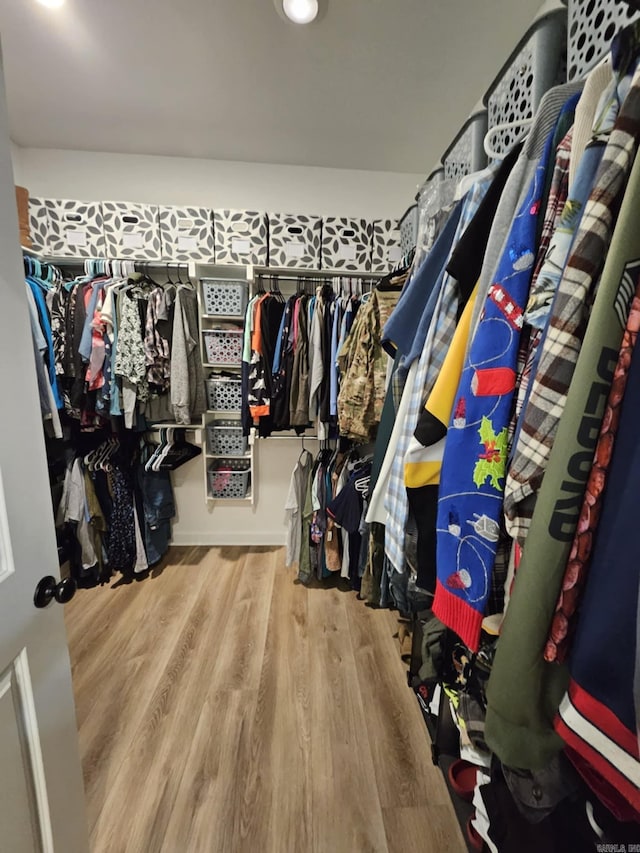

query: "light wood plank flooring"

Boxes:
[65, 545, 466, 853]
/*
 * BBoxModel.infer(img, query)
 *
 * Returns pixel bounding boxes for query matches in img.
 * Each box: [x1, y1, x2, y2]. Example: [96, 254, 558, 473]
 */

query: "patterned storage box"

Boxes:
[206, 376, 243, 411]
[484, 10, 566, 158]
[102, 201, 162, 260]
[214, 210, 268, 265]
[202, 279, 248, 317]
[566, 0, 640, 81]
[371, 220, 403, 274]
[208, 460, 251, 500]
[206, 421, 248, 456]
[268, 213, 322, 269]
[399, 205, 419, 256]
[203, 329, 243, 365]
[321, 218, 372, 272]
[28, 198, 51, 253]
[30, 199, 105, 258]
[158, 206, 214, 262]
[441, 111, 488, 182]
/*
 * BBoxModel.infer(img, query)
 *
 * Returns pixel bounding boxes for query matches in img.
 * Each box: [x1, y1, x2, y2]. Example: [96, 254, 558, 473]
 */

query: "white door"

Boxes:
[0, 48, 89, 853]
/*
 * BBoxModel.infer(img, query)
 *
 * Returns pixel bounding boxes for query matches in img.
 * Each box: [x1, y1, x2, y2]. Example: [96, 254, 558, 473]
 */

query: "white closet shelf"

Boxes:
[206, 495, 253, 503]
[206, 409, 242, 416]
[147, 422, 203, 430]
[22, 245, 44, 258]
[205, 453, 251, 460]
[201, 314, 246, 322]
[204, 362, 243, 369]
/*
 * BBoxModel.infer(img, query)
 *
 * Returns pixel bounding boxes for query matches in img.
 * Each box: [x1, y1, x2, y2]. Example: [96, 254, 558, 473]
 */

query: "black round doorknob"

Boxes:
[34, 575, 77, 608]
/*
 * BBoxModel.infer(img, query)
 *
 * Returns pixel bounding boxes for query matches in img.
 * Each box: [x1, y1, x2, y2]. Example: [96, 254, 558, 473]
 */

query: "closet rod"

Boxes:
[27, 255, 190, 269]
[256, 274, 380, 283]
[259, 434, 320, 440]
[252, 266, 384, 281]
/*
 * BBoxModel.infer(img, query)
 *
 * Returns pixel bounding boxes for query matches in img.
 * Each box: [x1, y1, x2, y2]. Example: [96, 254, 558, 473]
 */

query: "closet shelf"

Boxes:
[202, 313, 246, 322]
[21, 245, 44, 258]
[206, 453, 251, 460]
[206, 409, 242, 416]
[147, 422, 203, 429]
[204, 362, 242, 370]
[206, 494, 253, 503]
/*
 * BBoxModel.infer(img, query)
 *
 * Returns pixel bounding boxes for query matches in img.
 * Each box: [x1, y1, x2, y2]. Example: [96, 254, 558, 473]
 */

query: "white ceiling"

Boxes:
[0, 0, 545, 174]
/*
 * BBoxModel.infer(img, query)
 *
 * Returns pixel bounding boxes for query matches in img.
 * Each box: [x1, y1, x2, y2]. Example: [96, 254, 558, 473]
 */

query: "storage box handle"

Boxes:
[341, 228, 356, 238]
[287, 225, 304, 236]
[123, 215, 140, 225]
[64, 213, 83, 223]
[177, 218, 195, 230]
[229, 221, 251, 234]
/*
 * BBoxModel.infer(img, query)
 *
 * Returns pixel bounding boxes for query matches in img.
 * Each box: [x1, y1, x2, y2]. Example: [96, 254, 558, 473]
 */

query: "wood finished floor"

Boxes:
[65, 546, 466, 853]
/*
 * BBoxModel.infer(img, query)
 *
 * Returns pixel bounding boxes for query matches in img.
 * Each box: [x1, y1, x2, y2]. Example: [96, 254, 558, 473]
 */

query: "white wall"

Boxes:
[16, 147, 422, 218]
[15, 145, 416, 545]
[10, 141, 23, 185]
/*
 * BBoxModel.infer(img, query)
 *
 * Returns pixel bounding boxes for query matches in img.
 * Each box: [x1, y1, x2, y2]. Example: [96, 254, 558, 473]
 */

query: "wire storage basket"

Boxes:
[441, 111, 489, 182]
[206, 375, 243, 411]
[566, 0, 640, 81]
[208, 459, 251, 500]
[206, 421, 248, 457]
[484, 9, 567, 158]
[399, 204, 419, 256]
[203, 328, 243, 365]
[202, 279, 248, 318]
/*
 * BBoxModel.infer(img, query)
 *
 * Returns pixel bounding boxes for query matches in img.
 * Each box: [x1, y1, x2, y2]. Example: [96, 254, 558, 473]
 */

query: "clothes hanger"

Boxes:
[146, 428, 167, 471]
[483, 117, 534, 161]
[154, 428, 201, 471]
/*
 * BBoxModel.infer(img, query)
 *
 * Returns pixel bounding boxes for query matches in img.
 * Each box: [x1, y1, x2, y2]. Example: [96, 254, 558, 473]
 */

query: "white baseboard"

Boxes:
[171, 531, 286, 547]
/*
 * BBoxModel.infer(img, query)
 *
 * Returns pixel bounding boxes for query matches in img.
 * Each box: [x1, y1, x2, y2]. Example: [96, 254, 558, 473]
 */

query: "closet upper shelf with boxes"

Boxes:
[27, 200, 403, 275]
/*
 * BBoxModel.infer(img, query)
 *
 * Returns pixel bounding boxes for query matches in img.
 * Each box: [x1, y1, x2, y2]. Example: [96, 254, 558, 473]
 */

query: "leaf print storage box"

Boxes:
[371, 219, 403, 274]
[214, 210, 268, 265]
[321, 217, 372, 272]
[268, 213, 322, 269]
[28, 198, 51, 253]
[102, 201, 162, 261]
[158, 206, 215, 263]
[30, 198, 105, 257]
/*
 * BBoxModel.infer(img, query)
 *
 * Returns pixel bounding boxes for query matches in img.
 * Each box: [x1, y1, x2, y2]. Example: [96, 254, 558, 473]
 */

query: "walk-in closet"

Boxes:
[1, 0, 640, 851]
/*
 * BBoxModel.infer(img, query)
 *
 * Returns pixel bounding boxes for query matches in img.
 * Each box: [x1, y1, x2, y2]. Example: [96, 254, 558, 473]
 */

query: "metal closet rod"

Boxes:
[255, 272, 382, 284]
[255, 273, 381, 283]
[253, 266, 384, 280]
[42, 258, 191, 268]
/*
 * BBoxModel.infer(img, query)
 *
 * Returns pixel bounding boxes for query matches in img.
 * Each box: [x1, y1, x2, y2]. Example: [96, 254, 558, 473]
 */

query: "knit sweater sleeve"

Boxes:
[170, 291, 192, 425]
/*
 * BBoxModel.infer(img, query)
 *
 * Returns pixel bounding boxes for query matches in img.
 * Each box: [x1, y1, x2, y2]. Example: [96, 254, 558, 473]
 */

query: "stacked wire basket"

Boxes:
[206, 376, 243, 411]
[207, 460, 251, 500]
[565, 0, 640, 81]
[206, 421, 247, 456]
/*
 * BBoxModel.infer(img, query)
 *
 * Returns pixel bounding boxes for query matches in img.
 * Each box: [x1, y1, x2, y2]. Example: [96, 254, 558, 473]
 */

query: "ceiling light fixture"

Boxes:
[282, 0, 319, 24]
[36, 0, 66, 8]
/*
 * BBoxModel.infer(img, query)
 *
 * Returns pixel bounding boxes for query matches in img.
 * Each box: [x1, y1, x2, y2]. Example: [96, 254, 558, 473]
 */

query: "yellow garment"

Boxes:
[404, 284, 478, 488]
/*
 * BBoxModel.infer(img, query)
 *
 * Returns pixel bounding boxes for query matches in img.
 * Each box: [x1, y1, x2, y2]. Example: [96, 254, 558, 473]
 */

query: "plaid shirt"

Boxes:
[506, 128, 574, 463]
[504, 52, 640, 542]
[383, 175, 492, 573]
